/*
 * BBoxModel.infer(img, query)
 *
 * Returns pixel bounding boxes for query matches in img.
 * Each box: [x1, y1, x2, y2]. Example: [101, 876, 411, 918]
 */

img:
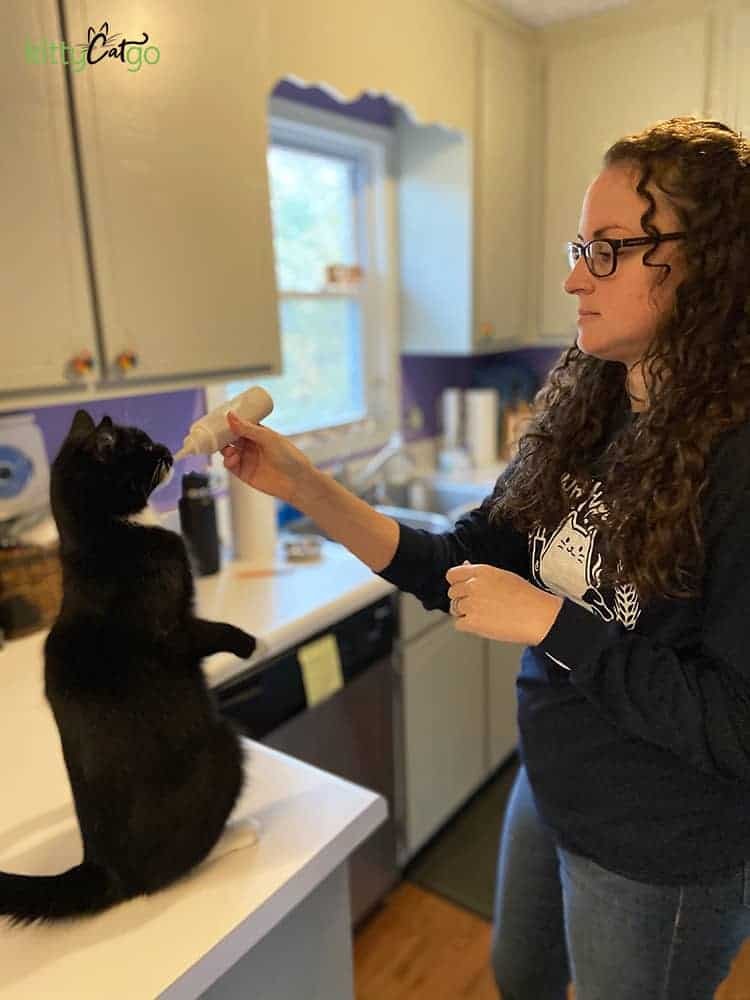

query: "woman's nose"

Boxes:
[563, 255, 594, 295]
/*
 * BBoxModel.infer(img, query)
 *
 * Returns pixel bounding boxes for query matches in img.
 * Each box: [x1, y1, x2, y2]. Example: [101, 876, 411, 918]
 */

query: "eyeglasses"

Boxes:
[566, 232, 686, 277]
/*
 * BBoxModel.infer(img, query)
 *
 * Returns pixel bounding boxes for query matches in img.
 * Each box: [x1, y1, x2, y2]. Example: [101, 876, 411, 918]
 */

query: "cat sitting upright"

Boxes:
[0, 410, 256, 926]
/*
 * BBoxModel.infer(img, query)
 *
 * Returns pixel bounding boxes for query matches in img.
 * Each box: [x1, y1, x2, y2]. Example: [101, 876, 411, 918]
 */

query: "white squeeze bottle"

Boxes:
[173, 386, 274, 460]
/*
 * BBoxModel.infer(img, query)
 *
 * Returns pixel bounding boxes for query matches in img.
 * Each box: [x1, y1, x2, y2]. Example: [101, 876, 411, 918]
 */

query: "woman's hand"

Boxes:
[446, 562, 564, 646]
[221, 411, 317, 506]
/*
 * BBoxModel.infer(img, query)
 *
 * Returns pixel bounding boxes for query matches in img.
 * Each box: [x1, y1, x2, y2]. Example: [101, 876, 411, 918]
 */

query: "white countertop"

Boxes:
[195, 533, 395, 687]
[0, 626, 387, 998]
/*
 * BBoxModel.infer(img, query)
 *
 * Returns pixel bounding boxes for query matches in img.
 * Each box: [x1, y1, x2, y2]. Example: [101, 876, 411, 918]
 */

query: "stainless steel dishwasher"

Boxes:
[212, 593, 401, 928]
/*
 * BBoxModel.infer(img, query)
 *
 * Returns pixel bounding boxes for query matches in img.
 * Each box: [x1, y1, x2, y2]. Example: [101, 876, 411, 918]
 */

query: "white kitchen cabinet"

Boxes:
[487, 640, 524, 771]
[474, 26, 538, 350]
[397, 20, 537, 355]
[738, 6, 750, 135]
[399, 591, 451, 643]
[1, 0, 99, 396]
[398, 618, 486, 858]
[59, 0, 281, 387]
[720, 1, 750, 136]
[396, 111, 474, 355]
[539, 7, 710, 340]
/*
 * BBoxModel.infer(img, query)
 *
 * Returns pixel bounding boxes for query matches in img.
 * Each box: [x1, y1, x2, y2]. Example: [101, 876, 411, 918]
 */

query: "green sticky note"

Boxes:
[297, 633, 343, 707]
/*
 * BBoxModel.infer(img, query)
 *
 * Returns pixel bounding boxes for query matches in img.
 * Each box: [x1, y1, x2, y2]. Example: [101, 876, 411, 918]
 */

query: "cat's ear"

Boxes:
[68, 409, 96, 440]
[94, 424, 116, 462]
[98, 415, 113, 430]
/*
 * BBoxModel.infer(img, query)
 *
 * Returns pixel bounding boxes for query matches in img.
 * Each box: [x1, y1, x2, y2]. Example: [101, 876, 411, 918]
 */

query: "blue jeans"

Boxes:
[490, 764, 750, 1000]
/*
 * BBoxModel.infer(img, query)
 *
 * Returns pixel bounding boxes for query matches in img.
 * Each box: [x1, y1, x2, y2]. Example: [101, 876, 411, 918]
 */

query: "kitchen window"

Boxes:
[205, 95, 399, 466]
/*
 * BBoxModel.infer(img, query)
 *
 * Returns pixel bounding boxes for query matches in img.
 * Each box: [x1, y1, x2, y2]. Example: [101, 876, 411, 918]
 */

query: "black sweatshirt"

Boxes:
[374, 412, 750, 885]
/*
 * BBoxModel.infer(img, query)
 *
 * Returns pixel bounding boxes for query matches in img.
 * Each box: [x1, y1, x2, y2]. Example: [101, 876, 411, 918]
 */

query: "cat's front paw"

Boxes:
[232, 629, 256, 660]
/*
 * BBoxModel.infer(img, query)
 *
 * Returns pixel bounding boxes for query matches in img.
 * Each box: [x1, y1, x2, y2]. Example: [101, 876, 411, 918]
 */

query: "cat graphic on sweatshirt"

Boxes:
[531, 474, 641, 631]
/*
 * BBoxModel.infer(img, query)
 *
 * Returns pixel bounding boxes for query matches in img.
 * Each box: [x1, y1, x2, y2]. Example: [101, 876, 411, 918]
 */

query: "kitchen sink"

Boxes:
[282, 473, 499, 544]
[283, 504, 453, 542]
[383, 477, 500, 518]
[373, 505, 454, 533]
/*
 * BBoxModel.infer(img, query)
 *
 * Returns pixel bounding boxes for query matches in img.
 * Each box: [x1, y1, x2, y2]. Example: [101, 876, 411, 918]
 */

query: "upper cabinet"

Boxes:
[62, 0, 281, 386]
[2, 0, 98, 396]
[396, 113, 475, 354]
[538, 4, 711, 340]
[739, 4, 750, 134]
[717, 0, 750, 137]
[397, 20, 537, 355]
[3, 0, 282, 408]
[474, 25, 539, 350]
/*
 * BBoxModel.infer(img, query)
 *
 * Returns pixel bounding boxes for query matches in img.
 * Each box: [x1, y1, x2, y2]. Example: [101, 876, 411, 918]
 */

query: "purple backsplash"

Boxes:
[400, 346, 566, 441]
[31, 389, 209, 512]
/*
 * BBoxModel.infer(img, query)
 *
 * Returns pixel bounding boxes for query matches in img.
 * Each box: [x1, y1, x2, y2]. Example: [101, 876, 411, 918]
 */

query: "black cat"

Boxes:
[0, 410, 256, 926]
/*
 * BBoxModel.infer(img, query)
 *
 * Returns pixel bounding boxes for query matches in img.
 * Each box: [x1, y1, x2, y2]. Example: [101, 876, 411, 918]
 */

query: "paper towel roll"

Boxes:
[228, 474, 279, 567]
[441, 388, 463, 448]
[464, 388, 499, 468]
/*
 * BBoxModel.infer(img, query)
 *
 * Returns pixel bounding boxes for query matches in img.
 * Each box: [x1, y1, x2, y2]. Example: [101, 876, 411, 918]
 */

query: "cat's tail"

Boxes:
[0, 861, 126, 927]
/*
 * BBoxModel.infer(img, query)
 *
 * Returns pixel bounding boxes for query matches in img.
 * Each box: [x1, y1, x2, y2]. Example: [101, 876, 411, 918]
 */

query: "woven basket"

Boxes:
[0, 544, 62, 640]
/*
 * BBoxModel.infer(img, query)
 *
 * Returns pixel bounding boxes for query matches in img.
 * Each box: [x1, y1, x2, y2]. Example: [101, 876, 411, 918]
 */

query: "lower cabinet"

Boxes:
[398, 618, 486, 859]
[395, 593, 522, 862]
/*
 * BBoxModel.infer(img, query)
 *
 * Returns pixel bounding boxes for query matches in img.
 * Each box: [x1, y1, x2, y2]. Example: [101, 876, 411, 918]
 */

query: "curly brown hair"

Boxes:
[487, 117, 750, 605]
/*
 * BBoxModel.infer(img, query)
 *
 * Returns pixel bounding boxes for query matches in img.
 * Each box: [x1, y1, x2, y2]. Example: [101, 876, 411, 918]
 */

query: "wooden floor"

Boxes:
[353, 882, 498, 1000]
[353, 881, 750, 1000]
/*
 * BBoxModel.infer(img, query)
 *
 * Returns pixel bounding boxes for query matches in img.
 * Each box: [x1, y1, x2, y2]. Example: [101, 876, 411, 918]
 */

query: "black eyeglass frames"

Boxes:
[566, 232, 687, 277]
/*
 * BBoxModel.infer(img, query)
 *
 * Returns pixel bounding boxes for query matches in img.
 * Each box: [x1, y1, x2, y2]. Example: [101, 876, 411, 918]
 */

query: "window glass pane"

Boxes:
[226, 297, 365, 436]
[267, 145, 358, 292]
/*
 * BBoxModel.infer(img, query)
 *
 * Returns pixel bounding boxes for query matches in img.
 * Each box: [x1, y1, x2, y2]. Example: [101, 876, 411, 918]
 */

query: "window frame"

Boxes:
[205, 94, 400, 469]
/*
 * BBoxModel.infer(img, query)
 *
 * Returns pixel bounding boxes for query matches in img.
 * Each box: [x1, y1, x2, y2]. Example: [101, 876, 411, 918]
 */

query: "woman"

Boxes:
[221, 116, 750, 999]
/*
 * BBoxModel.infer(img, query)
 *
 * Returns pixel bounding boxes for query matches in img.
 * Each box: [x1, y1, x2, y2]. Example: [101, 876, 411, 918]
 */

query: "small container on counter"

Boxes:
[178, 472, 221, 576]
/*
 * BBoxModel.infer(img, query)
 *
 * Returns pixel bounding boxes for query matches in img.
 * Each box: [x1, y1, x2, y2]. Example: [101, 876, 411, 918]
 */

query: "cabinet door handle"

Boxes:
[67, 350, 96, 380]
[114, 350, 139, 373]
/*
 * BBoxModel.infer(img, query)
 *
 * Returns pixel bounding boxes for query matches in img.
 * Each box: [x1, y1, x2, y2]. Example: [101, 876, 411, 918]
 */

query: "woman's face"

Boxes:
[563, 163, 686, 399]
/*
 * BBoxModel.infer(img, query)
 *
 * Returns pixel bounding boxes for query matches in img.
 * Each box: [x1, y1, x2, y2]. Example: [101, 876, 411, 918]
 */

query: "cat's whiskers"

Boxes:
[149, 462, 161, 493]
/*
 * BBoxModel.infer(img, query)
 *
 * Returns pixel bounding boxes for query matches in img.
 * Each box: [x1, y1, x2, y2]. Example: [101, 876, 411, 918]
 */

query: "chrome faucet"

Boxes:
[333, 430, 417, 503]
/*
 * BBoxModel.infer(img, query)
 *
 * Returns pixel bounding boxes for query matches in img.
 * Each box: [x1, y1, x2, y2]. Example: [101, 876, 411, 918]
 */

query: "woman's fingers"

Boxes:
[227, 410, 258, 435]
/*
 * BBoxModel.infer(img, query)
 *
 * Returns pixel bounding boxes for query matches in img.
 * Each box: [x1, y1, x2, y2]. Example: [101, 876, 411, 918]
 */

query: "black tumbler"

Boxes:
[178, 472, 221, 576]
